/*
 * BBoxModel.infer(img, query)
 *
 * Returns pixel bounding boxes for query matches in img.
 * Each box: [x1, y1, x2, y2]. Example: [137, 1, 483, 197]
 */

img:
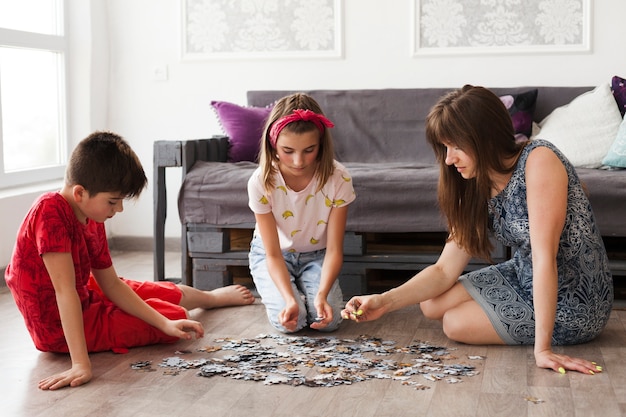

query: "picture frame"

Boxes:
[411, 0, 592, 56]
[181, 0, 343, 60]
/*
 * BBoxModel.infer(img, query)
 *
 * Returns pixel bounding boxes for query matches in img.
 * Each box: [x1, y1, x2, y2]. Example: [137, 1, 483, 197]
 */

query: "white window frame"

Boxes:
[0, 3, 69, 189]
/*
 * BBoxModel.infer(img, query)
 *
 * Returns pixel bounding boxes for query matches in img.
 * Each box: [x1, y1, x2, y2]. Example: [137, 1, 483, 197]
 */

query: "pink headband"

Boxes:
[269, 109, 334, 148]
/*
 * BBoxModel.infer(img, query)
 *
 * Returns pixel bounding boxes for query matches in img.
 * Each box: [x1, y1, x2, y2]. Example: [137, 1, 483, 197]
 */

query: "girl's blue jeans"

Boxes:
[248, 235, 344, 333]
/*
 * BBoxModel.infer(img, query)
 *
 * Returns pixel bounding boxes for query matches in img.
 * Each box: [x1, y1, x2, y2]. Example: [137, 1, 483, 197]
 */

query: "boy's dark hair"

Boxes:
[66, 131, 147, 198]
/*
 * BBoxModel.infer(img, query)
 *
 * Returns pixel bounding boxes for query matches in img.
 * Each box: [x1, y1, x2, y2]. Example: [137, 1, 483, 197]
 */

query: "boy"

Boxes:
[5, 131, 254, 390]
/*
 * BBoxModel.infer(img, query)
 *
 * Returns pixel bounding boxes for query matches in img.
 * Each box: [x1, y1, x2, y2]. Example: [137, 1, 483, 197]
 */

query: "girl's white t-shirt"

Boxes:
[247, 160, 356, 253]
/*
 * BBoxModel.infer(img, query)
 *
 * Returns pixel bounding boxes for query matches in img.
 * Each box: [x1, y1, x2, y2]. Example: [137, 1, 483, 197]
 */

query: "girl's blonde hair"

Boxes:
[258, 93, 335, 193]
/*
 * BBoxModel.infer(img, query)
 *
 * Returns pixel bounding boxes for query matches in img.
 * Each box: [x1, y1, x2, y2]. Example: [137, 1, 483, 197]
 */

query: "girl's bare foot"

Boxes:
[207, 285, 255, 308]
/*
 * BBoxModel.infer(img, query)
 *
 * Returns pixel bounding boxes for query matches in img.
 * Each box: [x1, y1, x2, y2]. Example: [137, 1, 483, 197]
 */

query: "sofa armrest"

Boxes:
[153, 135, 230, 283]
[154, 135, 229, 172]
[181, 135, 229, 174]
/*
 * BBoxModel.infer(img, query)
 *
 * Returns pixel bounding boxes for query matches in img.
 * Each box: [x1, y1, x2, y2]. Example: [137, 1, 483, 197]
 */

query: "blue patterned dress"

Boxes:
[459, 139, 613, 345]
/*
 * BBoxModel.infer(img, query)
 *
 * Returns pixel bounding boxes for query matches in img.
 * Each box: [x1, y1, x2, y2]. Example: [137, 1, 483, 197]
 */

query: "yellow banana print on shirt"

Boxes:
[342, 175, 352, 182]
[290, 230, 301, 237]
[305, 194, 315, 205]
[317, 220, 327, 226]
[276, 185, 288, 194]
[324, 194, 346, 207]
[282, 210, 294, 219]
[310, 237, 319, 245]
[259, 195, 269, 204]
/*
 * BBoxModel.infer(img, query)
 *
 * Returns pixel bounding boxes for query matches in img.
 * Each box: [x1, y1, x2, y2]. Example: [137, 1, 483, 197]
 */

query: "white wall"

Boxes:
[1, 0, 625, 268]
[0, 0, 108, 268]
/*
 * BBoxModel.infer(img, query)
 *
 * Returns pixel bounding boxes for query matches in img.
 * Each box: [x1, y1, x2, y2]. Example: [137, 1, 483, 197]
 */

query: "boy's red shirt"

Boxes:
[5, 192, 112, 352]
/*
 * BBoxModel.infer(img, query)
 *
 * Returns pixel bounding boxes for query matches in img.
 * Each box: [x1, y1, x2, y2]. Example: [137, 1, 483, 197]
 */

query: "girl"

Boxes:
[342, 85, 612, 375]
[248, 93, 355, 333]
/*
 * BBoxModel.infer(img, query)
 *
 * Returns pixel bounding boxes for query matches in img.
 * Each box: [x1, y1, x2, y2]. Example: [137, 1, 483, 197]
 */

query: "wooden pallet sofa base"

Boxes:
[184, 228, 508, 299]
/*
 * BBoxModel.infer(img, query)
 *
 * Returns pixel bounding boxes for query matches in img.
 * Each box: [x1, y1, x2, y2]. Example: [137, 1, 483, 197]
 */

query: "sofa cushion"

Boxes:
[247, 88, 593, 166]
[611, 75, 626, 117]
[499, 89, 538, 140]
[211, 100, 272, 162]
[343, 162, 444, 232]
[534, 84, 623, 168]
[179, 161, 258, 226]
[602, 116, 626, 168]
[576, 167, 626, 236]
[248, 89, 447, 165]
[178, 161, 445, 233]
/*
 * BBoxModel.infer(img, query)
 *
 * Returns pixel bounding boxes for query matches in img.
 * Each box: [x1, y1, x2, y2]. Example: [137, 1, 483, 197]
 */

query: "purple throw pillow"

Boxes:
[499, 89, 538, 140]
[611, 75, 626, 117]
[211, 100, 273, 162]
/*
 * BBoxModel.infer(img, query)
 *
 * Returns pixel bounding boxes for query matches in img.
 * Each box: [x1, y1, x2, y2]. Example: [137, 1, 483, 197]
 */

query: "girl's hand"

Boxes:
[163, 319, 205, 340]
[534, 348, 603, 375]
[278, 301, 300, 332]
[310, 297, 333, 330]
[38, 363, 93, 390]
[341, 294, 387, 323]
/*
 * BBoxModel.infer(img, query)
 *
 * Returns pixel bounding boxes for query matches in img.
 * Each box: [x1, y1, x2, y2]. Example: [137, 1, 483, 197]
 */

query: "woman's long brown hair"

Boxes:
[425, 85, 526, 261]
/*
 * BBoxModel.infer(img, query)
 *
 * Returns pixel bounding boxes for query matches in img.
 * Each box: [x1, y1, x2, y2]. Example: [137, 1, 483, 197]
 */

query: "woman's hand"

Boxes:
[341, 294, 388, 323]
[38, 362, 93, 390]
[534, 348, 603, 375]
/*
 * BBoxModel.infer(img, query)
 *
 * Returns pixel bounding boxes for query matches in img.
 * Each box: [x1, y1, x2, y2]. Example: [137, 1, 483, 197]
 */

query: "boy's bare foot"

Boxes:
[207, 285, 255, 308]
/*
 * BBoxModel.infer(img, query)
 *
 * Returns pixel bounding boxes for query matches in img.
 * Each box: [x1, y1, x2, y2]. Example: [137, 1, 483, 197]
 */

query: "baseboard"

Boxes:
[108, 236, 181, 252]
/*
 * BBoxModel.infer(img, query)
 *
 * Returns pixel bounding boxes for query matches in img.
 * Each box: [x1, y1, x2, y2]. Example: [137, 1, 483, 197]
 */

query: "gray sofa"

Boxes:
[154, 87, 626, 297]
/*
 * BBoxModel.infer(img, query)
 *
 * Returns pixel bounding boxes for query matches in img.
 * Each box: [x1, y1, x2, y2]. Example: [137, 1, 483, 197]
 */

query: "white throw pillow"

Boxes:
[534, 84, 623, 168]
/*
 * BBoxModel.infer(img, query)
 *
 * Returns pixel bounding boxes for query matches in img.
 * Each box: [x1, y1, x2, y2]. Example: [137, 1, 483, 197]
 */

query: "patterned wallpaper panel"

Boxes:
[182, 0, 342, 59]
[181, 0, 590, 60]
[413, 0, 590, 55]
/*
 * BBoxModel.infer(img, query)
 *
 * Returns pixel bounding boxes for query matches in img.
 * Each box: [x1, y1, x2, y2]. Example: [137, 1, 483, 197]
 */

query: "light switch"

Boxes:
[151, 65, 168, 81]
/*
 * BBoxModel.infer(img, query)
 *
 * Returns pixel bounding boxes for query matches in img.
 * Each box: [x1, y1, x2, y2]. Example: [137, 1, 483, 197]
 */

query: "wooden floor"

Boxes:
[1, 251, 626, 417]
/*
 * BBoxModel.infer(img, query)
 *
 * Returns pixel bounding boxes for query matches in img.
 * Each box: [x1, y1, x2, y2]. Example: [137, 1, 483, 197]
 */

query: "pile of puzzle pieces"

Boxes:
[131, 334, 483, 390]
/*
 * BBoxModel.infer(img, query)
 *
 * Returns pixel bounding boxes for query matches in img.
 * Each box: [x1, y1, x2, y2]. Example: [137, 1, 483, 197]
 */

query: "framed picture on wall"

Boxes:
[412, 0, 592, 56]
[182, 0, 343, 60]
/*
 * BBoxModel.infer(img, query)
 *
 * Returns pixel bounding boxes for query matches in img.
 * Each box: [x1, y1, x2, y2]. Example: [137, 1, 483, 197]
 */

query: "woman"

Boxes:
[342, 85, 612, 375]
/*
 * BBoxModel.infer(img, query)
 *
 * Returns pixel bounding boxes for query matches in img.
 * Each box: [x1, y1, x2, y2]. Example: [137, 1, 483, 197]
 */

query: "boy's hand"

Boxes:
[163, 319, 205, 340]
[38, 363, 93, 390]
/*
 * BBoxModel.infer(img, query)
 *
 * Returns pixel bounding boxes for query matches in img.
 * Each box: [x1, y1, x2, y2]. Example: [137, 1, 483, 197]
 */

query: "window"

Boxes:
[0, 0, 68, 188]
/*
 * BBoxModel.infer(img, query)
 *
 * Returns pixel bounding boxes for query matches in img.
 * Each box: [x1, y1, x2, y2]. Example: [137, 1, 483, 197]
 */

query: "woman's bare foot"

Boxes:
[206, 285, 255, 309]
